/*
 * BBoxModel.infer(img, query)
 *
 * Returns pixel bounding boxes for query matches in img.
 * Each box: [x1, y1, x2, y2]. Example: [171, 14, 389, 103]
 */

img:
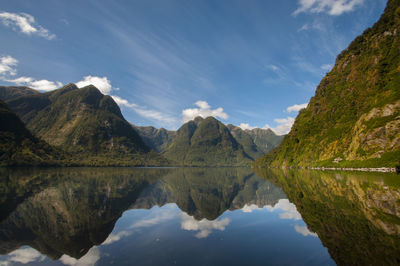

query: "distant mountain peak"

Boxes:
[193, 116, 205, 124]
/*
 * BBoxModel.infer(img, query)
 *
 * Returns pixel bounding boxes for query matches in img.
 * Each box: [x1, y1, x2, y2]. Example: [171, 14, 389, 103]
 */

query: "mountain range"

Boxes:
[256, 0, 400, 168]
[3, 0, 398, 168]
[0, 85, 282, 166]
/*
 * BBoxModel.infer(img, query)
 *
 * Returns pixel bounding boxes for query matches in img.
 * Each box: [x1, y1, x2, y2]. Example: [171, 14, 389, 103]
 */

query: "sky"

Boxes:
[0, 0, 387, 134]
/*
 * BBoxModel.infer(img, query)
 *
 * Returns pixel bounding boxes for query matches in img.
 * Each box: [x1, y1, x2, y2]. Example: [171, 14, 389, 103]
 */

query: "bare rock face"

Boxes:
[347, 100, 400, 160]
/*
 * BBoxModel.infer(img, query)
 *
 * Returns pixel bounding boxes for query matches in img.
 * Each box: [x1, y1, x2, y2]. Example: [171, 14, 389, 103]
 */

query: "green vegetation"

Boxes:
[256, 0, 400, 168]
[133, 125, 177, 153]
[0, 84, 169, 166]
[257, 168, 400, 265]
[227, 124, 263, 160]
[134, 119, 283, 165]
[0, 86, 39, 101]
[227, 125, 284, 159]
[163, 116, 253, 166]
[0, 100, 65, 166]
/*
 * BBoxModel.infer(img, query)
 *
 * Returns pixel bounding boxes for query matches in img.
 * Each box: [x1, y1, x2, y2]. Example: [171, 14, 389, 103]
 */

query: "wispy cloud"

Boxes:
[0, 12, 55, 39]
[0, 56, 18, 76]
[286, 103, 308, 113]
[293, 0, 364, 16]
[0, 55, 62, 91]
[181, 213, 230, 238]
[182, 101, 228, 122]
[112, 95, 177, 126]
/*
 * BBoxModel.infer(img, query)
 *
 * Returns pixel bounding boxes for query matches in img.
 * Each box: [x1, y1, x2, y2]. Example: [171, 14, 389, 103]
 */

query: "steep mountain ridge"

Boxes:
[0, 100, 63, 166]
[134, 120, 283, 162]
[257, 0, 400, 168]
[0, 84, 168, 166]
[163, 116, 252, 166]
[0, 86, 39, 102]
[132, 125, 177, 153]
[227, 125, 284, 159]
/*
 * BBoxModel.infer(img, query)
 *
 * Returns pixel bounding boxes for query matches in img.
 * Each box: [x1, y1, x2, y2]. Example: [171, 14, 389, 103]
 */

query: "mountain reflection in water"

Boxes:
[0, 167, 398, 265]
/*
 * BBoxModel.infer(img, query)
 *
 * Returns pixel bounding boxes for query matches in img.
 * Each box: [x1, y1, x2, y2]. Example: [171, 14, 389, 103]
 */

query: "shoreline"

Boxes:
[308, 167, 397, 173]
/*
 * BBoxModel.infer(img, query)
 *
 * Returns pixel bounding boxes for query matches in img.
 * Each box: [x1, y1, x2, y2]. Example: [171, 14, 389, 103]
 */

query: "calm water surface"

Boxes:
[0, 167, 399, 265]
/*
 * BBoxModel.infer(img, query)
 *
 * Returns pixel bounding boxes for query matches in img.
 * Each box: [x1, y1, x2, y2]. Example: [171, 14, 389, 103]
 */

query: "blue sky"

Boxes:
[0, 0, 386, 134]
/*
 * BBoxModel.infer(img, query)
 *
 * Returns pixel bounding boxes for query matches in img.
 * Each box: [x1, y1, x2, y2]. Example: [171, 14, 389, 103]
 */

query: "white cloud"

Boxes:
[241, 199, 303, 220]
[238, 123, 255, 130]
[286, 103, 308, 113]
[182, 100, 228, 122]
[76, 77, 177, 125]
[264, 117, 295, 135]
[265, 199, 302, 220]
[102, 207, 176, 245]
[0, 12, 55, 40]
[293, 0, 364, 16]
[239, 103, 306, 135]
[181, 213, 230, 238]
[6, 76, 62, 91]
[0, 56, 18, 76]
[8, 247, 45, 264]
[0, 55, 62, 91]
[76, 76, 117, 95]
[60, 247, 100, 266]
[242, 204, 264, 213]
[321, 64, 333, 71]
[294, 225, 318, 237]
[111, 95, 138, 108]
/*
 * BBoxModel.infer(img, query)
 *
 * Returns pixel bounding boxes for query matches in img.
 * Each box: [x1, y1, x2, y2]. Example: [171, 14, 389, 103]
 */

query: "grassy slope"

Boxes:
[257, 0, 400, 168]
[0, 100, 64, 166]
[1, 84, 168, 166]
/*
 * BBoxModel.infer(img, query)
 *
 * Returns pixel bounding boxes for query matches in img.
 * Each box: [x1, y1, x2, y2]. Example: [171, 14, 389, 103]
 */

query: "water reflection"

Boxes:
[2, 167, 396, 265]
[256, 168, 400, 266]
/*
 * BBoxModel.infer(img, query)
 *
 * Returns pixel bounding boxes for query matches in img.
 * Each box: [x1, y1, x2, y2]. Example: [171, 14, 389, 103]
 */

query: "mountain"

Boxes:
[0, 86, 40, 101]
[257, 0, 400, 168]
[0, 100, 63, 166]
[227, 125, 284, 159]
[163, 116, 252, 166]
[133, 121, 283, 162]
[1, 84, 168, 166]
[246, 128, 284, 153]
[132, 125, 176, 153]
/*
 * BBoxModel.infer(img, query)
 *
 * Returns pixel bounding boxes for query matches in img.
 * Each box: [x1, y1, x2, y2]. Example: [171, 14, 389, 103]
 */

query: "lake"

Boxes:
[0, 167, 399, 265]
